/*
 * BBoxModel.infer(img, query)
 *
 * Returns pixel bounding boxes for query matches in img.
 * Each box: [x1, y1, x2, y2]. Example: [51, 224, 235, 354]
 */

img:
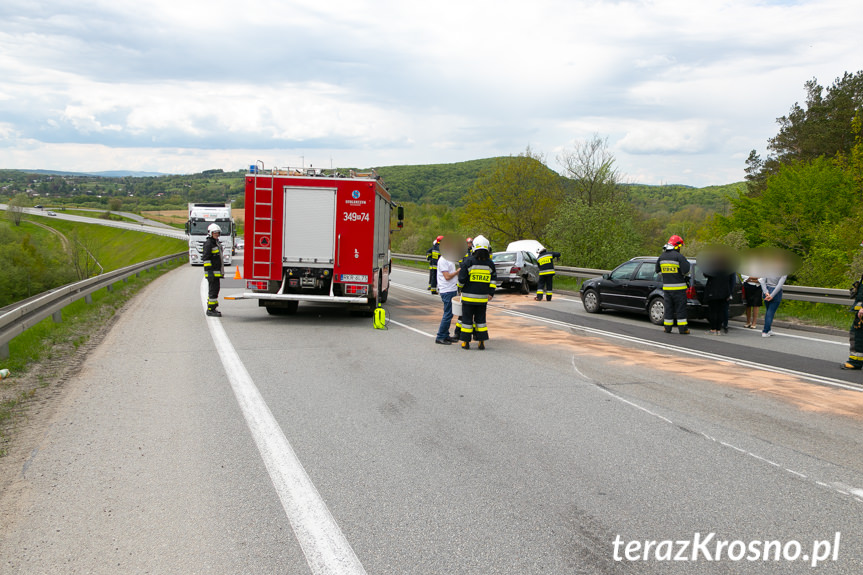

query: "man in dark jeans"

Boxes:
[435, 241, 460, 345]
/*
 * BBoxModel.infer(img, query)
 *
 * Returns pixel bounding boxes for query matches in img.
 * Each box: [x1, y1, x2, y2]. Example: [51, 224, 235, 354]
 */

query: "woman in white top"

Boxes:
[759, 275, 787, 337]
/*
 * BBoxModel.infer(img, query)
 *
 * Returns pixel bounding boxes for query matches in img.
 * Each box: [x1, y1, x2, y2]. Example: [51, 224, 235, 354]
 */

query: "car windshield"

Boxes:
[492, 253, 516, 263]
[609, 261, 639, 280]
[190, 221, 231, 235]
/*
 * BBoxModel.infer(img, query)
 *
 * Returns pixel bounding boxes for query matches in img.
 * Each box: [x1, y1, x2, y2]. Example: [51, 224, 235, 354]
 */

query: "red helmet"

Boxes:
[435, 235, 444, 243]
[668, 235, 684, 248]
[466, 237, 473, 244]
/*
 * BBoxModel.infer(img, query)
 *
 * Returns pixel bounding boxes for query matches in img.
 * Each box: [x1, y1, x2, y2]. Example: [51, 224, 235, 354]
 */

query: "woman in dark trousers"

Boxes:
[703, 257, 736, 335]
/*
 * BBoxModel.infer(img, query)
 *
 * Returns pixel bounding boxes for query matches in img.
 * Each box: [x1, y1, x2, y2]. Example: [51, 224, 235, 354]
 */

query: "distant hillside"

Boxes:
[624, 182, 745, 215]
[20, 169, 169, 178]
[374, 158, 503, 205]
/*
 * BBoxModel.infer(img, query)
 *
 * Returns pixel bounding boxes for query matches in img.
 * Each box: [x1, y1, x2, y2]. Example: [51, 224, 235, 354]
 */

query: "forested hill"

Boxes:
[624, 182, 745, 215]
[374, 158, 502, 205]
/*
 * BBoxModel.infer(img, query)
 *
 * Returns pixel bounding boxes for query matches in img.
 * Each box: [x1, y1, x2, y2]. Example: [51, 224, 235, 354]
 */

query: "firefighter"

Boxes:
[842, 267, 863, 369]
[655, 235, 690, 334]
[535, 247, 561, 301]
[426, 235, 442, 294]
[202, 223, 224, 317]
[457, 235, 497, 350]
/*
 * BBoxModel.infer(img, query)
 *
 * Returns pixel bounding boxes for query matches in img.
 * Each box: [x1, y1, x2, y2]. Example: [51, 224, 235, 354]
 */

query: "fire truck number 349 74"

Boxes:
[344, 212, 370, 222]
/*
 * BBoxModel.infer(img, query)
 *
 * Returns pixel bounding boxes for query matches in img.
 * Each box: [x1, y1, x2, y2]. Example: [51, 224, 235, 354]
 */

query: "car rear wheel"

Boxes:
[582, 289, 601, 313]
[520, 277, 530, 294]
[648, 297, 665, 325]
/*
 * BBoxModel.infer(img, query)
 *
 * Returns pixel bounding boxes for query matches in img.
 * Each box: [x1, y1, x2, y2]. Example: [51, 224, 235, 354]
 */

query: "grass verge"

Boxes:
[0, 259, 185, 457]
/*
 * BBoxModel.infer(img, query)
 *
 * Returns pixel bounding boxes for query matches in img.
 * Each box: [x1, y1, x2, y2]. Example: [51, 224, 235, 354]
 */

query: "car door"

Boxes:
[599, 261, 640, 308]
[522, 251, 539, 285]
[624, 262, 661, 310]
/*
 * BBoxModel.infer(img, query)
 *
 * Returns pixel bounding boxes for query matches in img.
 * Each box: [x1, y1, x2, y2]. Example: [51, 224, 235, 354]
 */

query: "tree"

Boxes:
[557, 134, 624, 206]
[461, 148, 564, 248]
[6, 192, 30, 226]
[545, 198, 643, 270]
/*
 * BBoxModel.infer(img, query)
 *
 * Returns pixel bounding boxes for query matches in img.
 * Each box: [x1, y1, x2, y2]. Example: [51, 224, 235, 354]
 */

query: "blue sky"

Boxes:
[0, 0, 859, 185]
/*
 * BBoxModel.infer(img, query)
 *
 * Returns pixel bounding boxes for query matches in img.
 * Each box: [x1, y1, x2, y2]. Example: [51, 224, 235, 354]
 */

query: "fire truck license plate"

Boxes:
[341, 274, 368, 283]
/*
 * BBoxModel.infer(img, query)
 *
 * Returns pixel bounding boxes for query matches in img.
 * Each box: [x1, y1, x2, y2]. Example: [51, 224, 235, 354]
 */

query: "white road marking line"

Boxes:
[389, 319, 435, 338]
[570, 356, 863, 504]
[773, 331, 846, 345]
[201, 280, 367, 575]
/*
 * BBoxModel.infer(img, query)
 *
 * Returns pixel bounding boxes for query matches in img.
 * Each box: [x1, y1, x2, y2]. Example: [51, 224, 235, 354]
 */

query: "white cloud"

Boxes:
[0, 0, 859, 185]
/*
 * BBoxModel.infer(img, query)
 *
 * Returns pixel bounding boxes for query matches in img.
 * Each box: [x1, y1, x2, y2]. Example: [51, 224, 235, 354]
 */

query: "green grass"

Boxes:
[0, 258, 185, 456]
[24, 213, 186, 272]
[775, 300, 852, 331]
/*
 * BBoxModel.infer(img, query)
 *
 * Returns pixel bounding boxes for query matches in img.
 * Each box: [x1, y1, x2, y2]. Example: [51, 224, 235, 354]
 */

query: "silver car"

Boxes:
[491, 251, 539, 294]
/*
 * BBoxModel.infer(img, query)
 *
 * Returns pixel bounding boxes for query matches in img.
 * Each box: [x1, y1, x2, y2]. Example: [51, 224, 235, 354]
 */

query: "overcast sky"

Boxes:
[0, 0, 859, 186]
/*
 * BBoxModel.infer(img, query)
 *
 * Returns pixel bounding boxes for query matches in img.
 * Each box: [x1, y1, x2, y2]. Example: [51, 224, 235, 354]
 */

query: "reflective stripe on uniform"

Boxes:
[462, 294, 489, 303]
[539, 270, 555, 275]
[660, 262, 680, 273]
[850, 355, 863, 361]
[458, 321, 474, 333]
[663, 283, 687, 290]
[474, 323, 488, 332]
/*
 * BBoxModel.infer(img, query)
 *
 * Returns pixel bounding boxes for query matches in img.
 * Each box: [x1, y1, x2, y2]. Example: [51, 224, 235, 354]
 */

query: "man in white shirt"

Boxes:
[435, 247, 460, 345]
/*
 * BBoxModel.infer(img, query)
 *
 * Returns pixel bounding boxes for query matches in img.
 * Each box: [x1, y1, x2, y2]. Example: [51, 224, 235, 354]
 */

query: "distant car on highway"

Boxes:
[46, 211, 57, 216]
[492, 250, 539, 294]
[579, 256, 745, 325]
[34, 204, 43, 209]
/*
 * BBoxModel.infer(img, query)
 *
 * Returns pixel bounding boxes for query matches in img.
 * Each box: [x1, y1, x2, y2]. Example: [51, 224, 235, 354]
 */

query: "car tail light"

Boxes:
[509, 266, 521, 274]
[344, 284, 368, 296]
[247, 280, 268, 290]
[686, 285, 697, 299]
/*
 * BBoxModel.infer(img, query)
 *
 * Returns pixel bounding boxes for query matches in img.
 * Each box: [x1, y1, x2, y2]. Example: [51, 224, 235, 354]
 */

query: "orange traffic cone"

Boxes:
[234, 266, 242, 280]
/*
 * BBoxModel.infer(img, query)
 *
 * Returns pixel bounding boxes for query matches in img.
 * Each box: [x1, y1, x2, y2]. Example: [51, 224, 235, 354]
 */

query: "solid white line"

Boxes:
[389, 318, 436, 338]
[773, 331, 846, 346]
[201, 280, 367, 575]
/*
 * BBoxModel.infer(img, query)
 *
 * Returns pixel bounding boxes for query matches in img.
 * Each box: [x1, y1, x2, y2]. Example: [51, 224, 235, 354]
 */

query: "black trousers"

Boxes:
[849, 317, 863, 367]
[428, 268, 438, 292]
[663, 290, 688, 331]
[207, 273, 220, 311]
[537, 275, 554, 299]
[707, 300, 725, 331]
[458, 302, 489, 342]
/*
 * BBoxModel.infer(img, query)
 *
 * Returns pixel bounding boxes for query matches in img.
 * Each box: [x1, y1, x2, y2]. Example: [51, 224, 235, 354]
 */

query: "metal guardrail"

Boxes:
[391, 253, 854, 306]
[0, 252, 187, 359]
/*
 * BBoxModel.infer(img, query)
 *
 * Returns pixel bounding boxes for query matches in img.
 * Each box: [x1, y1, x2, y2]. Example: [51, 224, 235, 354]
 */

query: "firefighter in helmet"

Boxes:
[655, 235, 690, 334]
[426, 235, 443, 294]
[202, 223, 225, 317]
[457, 235, 497, 350]
[535, 247, 561, 301]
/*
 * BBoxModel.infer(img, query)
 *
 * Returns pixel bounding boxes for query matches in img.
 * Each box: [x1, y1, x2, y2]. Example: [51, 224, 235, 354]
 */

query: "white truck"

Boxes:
[185, 202, 235, 266]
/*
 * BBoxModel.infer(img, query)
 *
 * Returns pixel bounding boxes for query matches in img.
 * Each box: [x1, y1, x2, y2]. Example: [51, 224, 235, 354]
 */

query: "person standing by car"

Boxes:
[202, 223, 224, 317]
[426, 236, 442, 294]
[535, 247, 561, 301]
[655, 235, 690, 334]
[759, 274, 787, 337]
[457, 235, 497, 350]
[434, 240, 461, 345]
[702, 251, 736, 335]
[743, 275, 762, 329]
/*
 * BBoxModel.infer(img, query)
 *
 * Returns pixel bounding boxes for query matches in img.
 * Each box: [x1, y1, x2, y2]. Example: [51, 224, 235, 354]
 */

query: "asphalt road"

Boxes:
[1, 260, 861, 574]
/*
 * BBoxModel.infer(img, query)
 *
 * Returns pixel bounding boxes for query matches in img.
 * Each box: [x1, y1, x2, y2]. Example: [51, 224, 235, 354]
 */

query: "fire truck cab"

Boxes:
[239, 164, 402, 315]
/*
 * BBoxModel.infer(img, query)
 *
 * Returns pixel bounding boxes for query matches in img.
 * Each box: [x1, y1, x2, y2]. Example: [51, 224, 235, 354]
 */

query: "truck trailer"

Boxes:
[237, 164, 402, 315]
[186, 202, 235, 266]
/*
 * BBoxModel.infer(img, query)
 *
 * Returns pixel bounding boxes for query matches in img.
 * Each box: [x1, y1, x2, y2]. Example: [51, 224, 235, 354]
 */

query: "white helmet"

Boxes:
[473, 235, 490, 252]
[207, 223, 221, 235]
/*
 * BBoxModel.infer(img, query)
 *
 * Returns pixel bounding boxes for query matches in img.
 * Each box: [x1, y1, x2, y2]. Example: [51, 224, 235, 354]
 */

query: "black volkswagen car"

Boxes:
[579, 256, 745, 325]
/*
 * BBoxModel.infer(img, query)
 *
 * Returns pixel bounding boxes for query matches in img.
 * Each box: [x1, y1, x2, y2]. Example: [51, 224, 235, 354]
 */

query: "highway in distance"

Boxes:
[0, 259, 861, 574]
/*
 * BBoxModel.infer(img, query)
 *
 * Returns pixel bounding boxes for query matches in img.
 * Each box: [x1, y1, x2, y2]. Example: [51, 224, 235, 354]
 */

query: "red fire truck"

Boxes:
[236, 163, 403, 315]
